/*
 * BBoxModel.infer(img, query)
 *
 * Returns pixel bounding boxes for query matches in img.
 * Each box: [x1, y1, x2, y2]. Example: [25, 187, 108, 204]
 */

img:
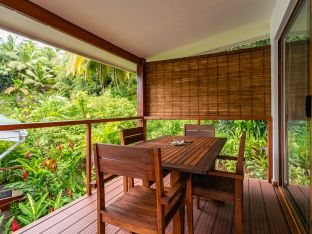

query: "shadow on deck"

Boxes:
[16, 176, 290, 234]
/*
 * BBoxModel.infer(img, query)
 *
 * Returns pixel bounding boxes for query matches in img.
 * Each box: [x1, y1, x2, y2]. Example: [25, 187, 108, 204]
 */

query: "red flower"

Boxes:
[49, 207, 54, 213]
[69, 140, 74, 150]
[23, 170, 27, 181]
[25, 151, 30, 160]
[67, 189, 73, 198]
[12, 219, 19, 232]
[58, 144, 62, 151]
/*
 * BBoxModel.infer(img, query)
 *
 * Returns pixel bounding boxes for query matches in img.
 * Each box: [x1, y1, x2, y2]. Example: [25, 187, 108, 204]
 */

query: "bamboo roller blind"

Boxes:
[145, 46, 271, 118]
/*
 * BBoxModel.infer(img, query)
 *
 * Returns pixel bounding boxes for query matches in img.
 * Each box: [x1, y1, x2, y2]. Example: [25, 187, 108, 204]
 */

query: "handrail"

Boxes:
[0, 116, 143, 195]
[144, 116, 272, 121]
[0, 116, 143, 131]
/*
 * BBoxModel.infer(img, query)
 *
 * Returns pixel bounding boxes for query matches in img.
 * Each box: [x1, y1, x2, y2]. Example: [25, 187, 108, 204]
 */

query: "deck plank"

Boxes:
[249, 179, 270, 234]
[260, 180, 290, 234]
[243, 178, 250, 234]
[194, 200, 219, 233]
[17, 177, 124, 234]
[212, 203, 233, 234]
[16, 178, 291, 234]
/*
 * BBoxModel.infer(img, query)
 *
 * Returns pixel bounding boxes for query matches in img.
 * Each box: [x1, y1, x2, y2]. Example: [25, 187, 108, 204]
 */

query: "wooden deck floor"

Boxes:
[16, 176, 290, 234]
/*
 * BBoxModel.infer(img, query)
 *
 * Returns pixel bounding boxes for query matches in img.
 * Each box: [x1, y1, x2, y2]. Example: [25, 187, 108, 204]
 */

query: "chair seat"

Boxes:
[101, 185, 179, 232]
[193, 174, 235, 203]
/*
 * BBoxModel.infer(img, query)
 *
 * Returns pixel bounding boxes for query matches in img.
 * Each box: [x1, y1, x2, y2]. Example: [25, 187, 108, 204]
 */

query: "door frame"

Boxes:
[278, 0, 311, 232]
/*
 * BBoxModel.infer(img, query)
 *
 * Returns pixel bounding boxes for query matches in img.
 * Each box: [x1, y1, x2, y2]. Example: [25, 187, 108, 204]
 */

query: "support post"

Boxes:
[137, 59, 147, 139]
[86, 123, 92, 195]
[268, 119, 273, 183]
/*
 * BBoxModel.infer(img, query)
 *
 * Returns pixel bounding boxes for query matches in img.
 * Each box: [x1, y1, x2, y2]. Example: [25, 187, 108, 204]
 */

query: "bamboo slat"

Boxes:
[145, 46, 271, 118]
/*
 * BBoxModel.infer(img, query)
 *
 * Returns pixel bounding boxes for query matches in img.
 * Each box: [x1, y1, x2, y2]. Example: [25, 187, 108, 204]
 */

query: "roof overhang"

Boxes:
[0, 0, 277, 71]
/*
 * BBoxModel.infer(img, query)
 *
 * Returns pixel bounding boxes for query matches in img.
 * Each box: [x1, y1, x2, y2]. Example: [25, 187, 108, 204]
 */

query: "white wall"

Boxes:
[269, 0, 298, 184]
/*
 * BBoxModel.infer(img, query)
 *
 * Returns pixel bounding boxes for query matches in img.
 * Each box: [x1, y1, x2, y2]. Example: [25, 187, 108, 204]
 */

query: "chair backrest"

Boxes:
[121, 127, 145, 145]
[184, 124, 215, 137]
[94, 144, 161, 182]
[94, 143, 165, 229]
[236, 131, 246, 175]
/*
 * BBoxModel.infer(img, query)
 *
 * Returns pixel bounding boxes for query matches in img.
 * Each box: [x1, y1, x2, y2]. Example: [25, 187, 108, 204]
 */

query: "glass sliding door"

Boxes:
[281, 0, 310, 230]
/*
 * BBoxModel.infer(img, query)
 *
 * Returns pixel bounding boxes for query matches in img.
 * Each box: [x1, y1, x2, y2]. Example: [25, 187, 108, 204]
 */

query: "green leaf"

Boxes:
[17, 214, 33, 225]
[54, 190, 63, 210]
[18, 203, 33, 218]
[36, 192, 48, 215]
[0, 215, 4, 226]
[27, 194, 36, 216]
[36, 203, 49, 219]
[4, 216, 14, 234]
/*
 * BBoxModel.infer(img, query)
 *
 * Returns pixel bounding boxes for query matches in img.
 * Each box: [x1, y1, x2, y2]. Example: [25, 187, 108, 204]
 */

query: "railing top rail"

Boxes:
[0, 116, 143, 131]
[143, 116, 272, 121]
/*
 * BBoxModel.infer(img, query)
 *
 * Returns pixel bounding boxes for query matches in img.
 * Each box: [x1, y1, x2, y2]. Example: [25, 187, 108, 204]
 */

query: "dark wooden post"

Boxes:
[137, 59, 147, 139]
[137, 59, 150, 188]
[86, 123, 92, 195]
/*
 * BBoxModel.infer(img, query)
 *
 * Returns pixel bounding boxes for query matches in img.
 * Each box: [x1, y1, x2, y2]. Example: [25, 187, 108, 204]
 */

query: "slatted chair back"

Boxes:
[121, 127, 145, 145]
[94, 144, 161, 182]
[120, 127, 146, 191]
[184, 124, 215, 137]
[94, 143, 165, 232]
[236, 131, 246, 175]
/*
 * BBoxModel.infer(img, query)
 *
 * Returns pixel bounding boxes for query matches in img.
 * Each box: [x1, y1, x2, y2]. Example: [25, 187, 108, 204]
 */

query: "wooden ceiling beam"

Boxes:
[0, 0, 142, 64]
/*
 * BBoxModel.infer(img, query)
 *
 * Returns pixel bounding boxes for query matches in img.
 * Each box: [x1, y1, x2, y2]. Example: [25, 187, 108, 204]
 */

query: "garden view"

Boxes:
[0, 30, 306, 232]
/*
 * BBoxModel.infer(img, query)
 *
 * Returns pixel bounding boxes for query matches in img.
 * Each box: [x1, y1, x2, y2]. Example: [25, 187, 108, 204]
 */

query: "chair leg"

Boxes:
[98, 214, 105, 234]
[186, 176, 194, 234]
[123, 176, 128, 192]
[196, 196, 200, 209]
[128, 177, 134, 189]
[179, 205, 185, 234]
[234, 198, 242, 234]
[234, 180, 243, 234]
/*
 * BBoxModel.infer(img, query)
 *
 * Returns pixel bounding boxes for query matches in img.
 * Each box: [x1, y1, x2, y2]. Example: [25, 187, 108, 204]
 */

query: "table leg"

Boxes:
[186, 175, 193, 234]
[171, 171, 184, 234]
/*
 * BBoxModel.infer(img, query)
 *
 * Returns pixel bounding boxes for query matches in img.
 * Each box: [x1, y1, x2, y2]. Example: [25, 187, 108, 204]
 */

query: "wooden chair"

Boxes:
[94, 143, 187, 234]
[184, 124, 215, 137]
[120, 127, 145, 192]
[192, 132, 246, 234]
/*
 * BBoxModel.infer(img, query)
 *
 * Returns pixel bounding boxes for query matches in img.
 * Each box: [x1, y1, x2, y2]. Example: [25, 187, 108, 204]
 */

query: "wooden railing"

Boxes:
[0, 116, 143, 195]
[0, 115, 273, 195]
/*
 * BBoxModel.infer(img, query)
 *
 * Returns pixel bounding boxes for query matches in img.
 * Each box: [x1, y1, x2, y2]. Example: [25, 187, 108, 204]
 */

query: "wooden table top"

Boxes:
[136, 135, 226, 174]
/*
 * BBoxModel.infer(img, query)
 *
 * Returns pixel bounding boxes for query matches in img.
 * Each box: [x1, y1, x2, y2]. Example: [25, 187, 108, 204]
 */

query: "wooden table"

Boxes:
[137, 135, 227, 234]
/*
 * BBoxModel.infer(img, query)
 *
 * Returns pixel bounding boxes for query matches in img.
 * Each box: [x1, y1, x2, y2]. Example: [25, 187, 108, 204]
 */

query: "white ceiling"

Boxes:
[29, 0, 276, 61]
[0, 0, 277, 70]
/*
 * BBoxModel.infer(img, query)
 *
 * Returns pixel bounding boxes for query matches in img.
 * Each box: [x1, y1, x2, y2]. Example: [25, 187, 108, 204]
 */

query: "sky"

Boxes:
[0, 27, 51, 48]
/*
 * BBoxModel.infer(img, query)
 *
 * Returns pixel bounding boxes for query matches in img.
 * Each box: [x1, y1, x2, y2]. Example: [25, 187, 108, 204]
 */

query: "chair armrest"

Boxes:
[208, 170, 244, 180]
[161, 176, 187, 205]
[90, 174, 118, 188]
[217, 155, 245, 161]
